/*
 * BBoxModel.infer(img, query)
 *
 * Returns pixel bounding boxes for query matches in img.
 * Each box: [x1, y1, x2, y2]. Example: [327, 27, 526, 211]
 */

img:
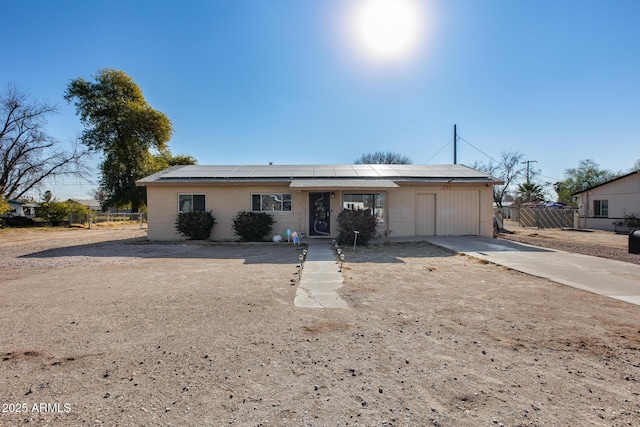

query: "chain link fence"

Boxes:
[69, 212, 147, 230]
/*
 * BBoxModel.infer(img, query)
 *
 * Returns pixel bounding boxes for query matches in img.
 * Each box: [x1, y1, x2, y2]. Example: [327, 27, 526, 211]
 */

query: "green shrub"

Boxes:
[0, 194, 9, 216]
[36, 201, 71, 226]
[175, 211, 216, 240]
[337, 209, 378, 246]
[624, 212, 640, 229]
[232, 211, 274, 241]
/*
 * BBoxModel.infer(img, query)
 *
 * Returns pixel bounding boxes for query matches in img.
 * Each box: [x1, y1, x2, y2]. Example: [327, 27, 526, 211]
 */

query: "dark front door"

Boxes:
[309, 192, 330, 236]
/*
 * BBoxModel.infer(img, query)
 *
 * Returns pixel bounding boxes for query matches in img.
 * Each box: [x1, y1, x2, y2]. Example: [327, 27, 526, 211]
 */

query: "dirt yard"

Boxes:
[1, 228, 639, 426]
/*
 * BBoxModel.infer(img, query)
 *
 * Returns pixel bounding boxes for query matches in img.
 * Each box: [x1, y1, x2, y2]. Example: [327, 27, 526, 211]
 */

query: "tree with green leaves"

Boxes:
[554, 159, 619, 205]
[36, 191, 70, 226]
[143, 152, 197, 177]
[515, 182, 544, 206]
[0, 191, 9, 215]
[354, 151, 412, 164]
[65, 69, 173, 212]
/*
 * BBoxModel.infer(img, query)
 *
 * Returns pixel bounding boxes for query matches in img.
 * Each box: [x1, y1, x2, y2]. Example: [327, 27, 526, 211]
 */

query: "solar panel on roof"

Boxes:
[148, 163, 497, 181]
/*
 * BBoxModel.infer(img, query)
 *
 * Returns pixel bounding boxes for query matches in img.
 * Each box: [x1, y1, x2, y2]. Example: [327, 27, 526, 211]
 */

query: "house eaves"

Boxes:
[572, 170, 640, 196]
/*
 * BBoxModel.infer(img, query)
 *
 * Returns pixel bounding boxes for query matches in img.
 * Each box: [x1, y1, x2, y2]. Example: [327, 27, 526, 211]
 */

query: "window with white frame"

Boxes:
[593, 200, 608, 217]
[178, 194, 206, 212]
[342, 193, 385, 222]
[251, 194, 292, 212]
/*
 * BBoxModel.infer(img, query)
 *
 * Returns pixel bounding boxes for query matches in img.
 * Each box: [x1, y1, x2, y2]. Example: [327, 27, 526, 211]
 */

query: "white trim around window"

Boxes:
[251, 193, 292, 212]
[593, 199, 608, 217]
[178, 194, 206, 212]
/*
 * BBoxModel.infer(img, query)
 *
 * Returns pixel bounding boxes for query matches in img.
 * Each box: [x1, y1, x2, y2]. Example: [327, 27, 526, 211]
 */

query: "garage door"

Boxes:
[436, 190, 480, 235]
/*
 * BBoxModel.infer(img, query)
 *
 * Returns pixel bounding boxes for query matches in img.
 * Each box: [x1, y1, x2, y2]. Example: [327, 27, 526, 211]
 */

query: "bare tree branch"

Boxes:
[0, 84, 89, 200]
[471, 150, 526, 208]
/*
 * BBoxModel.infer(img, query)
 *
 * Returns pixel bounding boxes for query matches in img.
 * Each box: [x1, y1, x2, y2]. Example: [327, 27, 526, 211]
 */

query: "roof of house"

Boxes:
[137, 164, 503, 186]
[68, 198, 102, 210]
[572, 170, 639, 196]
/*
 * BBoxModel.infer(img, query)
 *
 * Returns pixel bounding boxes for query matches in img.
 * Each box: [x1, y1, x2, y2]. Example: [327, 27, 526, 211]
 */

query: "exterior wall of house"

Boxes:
[576, 173, 640, 231]
[7, 201, 25, 217]
[387, 184, 494, 238]
[146, 182, 496, 240]
[147, 184, 302, 240]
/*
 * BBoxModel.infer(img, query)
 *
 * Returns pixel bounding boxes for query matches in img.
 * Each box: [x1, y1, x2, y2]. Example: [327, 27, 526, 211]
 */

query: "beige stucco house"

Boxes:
[136, 164, 502, 241]
[573, 170, 640, 231]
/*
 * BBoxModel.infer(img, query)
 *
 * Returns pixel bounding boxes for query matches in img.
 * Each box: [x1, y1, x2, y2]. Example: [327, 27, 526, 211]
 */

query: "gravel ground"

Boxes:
[1, 228, 639, 426]
[0, 229, 192, 270]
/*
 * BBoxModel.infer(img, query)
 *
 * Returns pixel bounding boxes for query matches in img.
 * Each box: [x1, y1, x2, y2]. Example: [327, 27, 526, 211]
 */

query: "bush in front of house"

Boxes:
[623, 212, 640, 229]
[175, 211, 216, 240]
[337, 209, 378, 246]
[232, 211, 274, 241]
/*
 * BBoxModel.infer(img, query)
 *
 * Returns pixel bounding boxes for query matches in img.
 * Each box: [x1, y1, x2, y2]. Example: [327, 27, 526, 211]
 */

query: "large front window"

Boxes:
[343, 193, 385, 222]
[594, 200, 608, 217]
[252, 194, 292, 212]
[178, 194, 205, 212]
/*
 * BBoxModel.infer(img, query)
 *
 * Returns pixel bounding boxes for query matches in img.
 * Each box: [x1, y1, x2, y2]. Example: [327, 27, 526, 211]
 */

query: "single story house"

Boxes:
[67, 198, 102, 212]
[5, 199, 37, 218]
[573, 170, 640, 231]
[136, 164, 503, 241]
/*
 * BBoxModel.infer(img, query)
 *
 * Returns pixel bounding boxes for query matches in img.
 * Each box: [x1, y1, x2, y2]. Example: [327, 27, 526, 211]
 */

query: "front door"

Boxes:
[309, 192, 330, 236]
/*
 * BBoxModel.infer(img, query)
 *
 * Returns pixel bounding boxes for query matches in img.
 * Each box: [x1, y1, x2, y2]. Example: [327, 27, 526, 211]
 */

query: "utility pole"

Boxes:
[453, 124, 457, 164]
[521, 160, 537, 184]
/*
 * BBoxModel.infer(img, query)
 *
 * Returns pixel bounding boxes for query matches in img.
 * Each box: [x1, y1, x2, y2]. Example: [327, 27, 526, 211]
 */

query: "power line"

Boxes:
[457, 136, 499, 164]
[424, 138, 453, 163]
[539, 173, 562, 182]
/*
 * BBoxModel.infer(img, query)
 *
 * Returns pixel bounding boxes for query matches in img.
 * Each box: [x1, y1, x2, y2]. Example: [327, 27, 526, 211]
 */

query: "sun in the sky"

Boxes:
[346, 0, 426, 64]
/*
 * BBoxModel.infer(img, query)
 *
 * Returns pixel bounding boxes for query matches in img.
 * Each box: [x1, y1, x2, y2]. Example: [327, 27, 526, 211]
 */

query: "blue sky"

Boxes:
[2, 0, 639, 199]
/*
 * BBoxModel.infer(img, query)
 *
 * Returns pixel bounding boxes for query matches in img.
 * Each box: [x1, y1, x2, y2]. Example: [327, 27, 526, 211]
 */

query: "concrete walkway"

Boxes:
[294, 241, 348, 309]
[424, 236, 640, 306]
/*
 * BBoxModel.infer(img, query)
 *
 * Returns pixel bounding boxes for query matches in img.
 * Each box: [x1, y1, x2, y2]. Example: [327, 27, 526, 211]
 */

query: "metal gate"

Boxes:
[518, 208, 577, 229]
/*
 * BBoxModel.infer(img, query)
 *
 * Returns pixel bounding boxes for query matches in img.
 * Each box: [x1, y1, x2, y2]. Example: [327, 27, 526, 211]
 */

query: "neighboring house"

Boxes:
[136, 164, 502, 241]
[573, 170, 640, 231]
[67, 198, 102, 212]
[5, 199, 37, 218]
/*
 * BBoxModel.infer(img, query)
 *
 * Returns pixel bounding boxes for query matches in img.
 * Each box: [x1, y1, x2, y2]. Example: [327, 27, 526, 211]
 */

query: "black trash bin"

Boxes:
[630, 230, 640, 255]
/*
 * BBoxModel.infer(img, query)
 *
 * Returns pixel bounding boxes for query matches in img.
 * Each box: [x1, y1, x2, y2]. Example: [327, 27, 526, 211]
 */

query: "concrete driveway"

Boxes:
[425, 236, 640, 306]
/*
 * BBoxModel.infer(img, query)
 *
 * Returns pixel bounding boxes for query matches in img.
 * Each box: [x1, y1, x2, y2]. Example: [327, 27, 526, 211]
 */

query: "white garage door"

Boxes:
[436, 190, 480, 235]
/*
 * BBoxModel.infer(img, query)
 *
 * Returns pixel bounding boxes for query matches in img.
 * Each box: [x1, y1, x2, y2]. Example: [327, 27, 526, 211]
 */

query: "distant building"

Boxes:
[67, 198, 102, 212]
[5, 199, 37, 218]
[573, 170, 640, 231]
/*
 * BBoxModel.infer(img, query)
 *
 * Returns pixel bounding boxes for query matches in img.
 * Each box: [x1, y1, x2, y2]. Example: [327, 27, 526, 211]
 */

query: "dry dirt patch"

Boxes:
[1, 231, 639, 426]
